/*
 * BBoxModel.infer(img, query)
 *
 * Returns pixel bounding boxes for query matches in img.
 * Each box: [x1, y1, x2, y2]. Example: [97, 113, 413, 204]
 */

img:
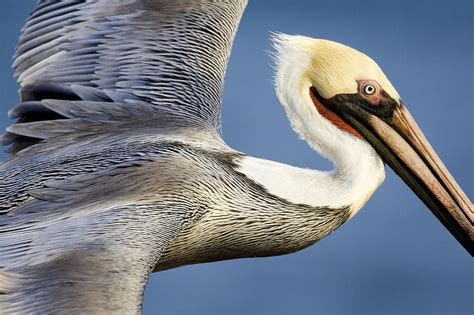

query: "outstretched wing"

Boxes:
[2, 0, 247, 156]
[0, 1, 247, 312]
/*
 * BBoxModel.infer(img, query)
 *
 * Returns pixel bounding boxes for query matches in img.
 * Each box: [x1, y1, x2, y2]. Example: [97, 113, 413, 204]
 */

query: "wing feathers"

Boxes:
[0, 152, 202, 312]
[4, 0, 247, 157]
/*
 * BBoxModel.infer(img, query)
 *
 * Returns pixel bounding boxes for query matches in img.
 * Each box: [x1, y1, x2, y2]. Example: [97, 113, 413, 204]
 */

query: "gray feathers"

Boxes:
[0, 1, 353, 314]
[0, 140, 224, 313]
[1, 0, 248, 313]
[4, 0, 247, 156]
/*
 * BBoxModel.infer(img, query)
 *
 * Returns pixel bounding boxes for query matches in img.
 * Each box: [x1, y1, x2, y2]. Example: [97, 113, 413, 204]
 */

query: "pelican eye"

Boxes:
[363, 84, 376, 95]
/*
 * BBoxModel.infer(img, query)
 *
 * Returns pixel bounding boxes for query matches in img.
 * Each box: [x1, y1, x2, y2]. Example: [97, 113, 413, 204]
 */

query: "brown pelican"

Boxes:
[0, 0, 472, 313]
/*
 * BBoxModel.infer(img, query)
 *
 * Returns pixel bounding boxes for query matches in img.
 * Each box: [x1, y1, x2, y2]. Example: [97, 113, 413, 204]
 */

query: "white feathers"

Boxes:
[238, 152, 384, 217]
[238, 34, 388, 216]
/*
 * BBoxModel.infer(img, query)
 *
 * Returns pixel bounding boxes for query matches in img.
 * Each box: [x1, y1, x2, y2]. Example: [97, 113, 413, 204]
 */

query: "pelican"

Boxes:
[0, 0, 472, 313]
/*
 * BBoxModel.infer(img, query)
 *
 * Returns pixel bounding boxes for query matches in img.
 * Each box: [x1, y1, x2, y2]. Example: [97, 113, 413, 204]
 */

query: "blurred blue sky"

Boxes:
[0, 1, 472, 314]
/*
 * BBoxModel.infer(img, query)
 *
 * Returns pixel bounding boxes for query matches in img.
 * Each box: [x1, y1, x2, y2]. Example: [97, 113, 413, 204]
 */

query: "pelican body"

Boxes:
[0, 1, 472, 313]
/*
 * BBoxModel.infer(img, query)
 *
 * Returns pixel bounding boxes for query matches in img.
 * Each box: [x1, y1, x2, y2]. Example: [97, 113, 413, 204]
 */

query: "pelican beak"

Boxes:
[366, 105, 473, 254]
[352, 104, 473, 254]
[312, 87, 474, 255]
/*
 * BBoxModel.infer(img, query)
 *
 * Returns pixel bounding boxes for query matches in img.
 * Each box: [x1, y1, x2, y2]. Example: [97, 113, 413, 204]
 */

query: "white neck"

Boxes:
[237, 34, 385, 218]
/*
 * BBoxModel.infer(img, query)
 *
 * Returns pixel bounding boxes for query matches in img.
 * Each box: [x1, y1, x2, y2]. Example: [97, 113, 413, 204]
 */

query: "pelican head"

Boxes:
[273, 34, 473, 254]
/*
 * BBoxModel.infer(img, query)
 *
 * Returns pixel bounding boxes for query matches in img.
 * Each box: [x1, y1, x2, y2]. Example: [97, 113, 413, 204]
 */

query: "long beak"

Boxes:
[342, 103, 473, 255]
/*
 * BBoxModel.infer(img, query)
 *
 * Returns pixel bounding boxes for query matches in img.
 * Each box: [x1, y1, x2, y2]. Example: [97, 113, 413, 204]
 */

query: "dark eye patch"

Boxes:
[330, 90, 399, 119]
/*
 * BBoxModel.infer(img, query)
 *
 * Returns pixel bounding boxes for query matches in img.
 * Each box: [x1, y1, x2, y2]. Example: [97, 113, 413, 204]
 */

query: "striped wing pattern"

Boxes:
[3, 0, 247, 155]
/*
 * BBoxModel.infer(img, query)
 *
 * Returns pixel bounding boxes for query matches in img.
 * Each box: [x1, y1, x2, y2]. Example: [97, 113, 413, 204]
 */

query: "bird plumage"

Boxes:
[1, 0, 250, 312]
[5, 0, 247, 156]
[0, 0, 352, 312]
[1, 0, 472, 313]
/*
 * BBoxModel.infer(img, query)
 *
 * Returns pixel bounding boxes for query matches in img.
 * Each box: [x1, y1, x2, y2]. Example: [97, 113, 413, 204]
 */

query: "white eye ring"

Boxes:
[363, 84, 376, 95]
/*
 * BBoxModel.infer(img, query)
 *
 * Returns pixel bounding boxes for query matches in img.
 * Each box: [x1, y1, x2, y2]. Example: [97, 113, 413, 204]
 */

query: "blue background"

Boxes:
[1, 1, 472, 314]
